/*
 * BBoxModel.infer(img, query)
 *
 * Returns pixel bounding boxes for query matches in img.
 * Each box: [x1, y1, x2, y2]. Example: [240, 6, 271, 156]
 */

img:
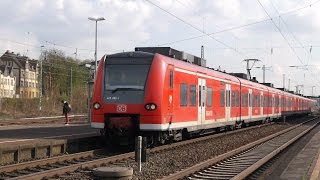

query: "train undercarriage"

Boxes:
[100, 112, 311, 147]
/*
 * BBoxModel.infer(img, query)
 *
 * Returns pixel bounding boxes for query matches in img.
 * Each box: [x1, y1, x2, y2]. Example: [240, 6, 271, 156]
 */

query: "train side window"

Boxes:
[180, 83, 187, 106]
[207, 87, 212, 107]
[235, 91, 239, 107]
[252, 94, 255, 107]
[220, 89, 225, 107]
[231, 91, 235, 107]
[241, 93, 245, 107]
[189, 85, 196, 106]
[169, 71, 173, 89]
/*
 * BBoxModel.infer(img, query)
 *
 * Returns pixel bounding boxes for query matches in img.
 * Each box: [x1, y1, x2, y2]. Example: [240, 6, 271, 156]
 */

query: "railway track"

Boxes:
[0, 121, 279, 180]
[161, 117, 319, 180]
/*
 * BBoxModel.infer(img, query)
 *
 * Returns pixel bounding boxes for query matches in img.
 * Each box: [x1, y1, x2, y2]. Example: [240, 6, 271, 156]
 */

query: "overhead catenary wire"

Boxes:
[269, 0, 310, 55]
[145, 0, 246, 57]
[0, 0, 319, 59]
[257, 0, 320, 89]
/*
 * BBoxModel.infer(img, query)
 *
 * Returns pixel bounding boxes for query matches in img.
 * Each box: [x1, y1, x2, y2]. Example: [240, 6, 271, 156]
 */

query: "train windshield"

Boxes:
[105, 64, 150, 91]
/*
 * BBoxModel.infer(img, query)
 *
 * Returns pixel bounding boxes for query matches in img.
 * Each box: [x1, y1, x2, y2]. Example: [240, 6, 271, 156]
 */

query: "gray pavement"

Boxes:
[0, 123, 100, 145]
[280, 128, 320, 180]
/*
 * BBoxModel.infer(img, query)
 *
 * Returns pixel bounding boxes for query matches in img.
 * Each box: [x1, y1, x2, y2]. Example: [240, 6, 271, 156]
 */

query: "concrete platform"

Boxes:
[0, 123, 102, 164]
[310, 146, 320, 180]
[0, 123, 99, 143]
[280, 127, 320, 180]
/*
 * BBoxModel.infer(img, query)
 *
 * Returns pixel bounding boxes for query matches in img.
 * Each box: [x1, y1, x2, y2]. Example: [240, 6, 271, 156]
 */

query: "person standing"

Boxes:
[62, 100, 71, 125]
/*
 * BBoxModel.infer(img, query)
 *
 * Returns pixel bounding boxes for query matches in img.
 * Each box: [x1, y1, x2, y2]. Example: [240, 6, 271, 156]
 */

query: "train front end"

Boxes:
[90, 51, 160, 145]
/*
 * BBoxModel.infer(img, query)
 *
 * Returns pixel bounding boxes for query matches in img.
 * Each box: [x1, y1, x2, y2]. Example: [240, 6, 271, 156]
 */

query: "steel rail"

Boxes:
[9, 152, 134, 180]
[1, 121, 276, 179]
[0, 149, 105, 173]
[232, 121, 319, 179]
[161, 117, 319, 180]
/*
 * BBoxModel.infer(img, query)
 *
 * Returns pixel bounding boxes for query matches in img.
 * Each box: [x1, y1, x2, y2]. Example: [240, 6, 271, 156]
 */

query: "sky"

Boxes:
[0, 0, 320, 96]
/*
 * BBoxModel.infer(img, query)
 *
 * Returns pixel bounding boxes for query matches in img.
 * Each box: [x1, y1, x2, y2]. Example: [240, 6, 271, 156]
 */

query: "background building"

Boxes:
[0, 67, 16, 98]
[0, 51, 39, 98]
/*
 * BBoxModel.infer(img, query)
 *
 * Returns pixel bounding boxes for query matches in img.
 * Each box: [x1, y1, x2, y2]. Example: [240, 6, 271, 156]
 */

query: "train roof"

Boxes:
[106, 49, 313, 102]
[153, 53, 312, 101]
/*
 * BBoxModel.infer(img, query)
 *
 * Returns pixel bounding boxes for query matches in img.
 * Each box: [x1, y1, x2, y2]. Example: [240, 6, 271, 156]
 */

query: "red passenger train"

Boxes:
[90, 47, 316, 145]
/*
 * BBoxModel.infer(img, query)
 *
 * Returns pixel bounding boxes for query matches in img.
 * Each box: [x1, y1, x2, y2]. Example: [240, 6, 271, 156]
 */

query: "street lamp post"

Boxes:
[88, 16, 105, 78]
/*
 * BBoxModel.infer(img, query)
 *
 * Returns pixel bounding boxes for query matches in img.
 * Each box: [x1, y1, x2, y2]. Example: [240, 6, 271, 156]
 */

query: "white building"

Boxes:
[0, 68, 16, 98]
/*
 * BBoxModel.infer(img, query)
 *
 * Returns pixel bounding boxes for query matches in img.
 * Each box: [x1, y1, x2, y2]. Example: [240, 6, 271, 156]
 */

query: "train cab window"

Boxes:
[189, 85, 196, 106]
[169, 71, 173, 89]
[180, 83, 188, 106]
[220, 89, 225, 107]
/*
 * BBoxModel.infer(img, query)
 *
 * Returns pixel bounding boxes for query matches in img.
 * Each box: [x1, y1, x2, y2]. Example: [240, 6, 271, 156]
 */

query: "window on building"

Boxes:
[32, 92, 34, 97]
[220, 89, 225, 107]
[207, 87, 212, 107]
[189, 85, 196, 106]
[180, 83, 187, 106]
[11, 79, 13, 86]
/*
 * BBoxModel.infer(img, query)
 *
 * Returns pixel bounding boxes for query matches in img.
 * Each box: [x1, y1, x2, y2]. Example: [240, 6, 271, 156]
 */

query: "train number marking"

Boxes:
[117, 104, 127, 112]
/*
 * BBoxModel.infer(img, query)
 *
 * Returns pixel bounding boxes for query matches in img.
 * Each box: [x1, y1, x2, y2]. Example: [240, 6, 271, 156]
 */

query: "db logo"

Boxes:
[117, 104, 127, 112]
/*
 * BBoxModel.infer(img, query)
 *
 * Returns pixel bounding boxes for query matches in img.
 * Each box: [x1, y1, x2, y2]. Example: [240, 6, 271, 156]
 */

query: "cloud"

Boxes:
[0, 0, 320, 95]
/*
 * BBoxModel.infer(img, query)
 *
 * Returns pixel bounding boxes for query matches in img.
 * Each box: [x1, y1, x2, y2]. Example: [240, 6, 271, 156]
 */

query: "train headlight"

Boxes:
[93, 102, 101, 110]
[145, 103, 157, 111]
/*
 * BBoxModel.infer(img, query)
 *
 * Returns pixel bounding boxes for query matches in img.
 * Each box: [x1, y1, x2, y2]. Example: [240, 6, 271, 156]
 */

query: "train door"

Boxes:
[249, 89, 252, 120]
[225, 84, 231, 121]
[198, 78, 206, 126]
[260, 91, 263, 116]
[168, 65, 174, 120]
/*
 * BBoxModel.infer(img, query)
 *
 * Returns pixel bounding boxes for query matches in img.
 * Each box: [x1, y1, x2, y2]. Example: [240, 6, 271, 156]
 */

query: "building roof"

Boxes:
[0, 50, 38, 71]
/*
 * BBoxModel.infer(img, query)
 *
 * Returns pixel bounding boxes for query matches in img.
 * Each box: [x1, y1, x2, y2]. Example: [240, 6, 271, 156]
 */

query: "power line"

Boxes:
[145, 0, 246, 57]
[175, 0, 241, 41]
[269, 0, 309, 55]
[257, 0, 306, 66]
[158, 18, 271, 46]
[257, 0, 320, 88]
[280, 0, 320, 16]
[157, 0, 320, 48]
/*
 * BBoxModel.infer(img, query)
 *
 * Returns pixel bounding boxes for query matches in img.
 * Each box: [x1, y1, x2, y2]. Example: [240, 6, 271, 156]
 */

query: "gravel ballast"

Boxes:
[57, 123, 293, 180]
